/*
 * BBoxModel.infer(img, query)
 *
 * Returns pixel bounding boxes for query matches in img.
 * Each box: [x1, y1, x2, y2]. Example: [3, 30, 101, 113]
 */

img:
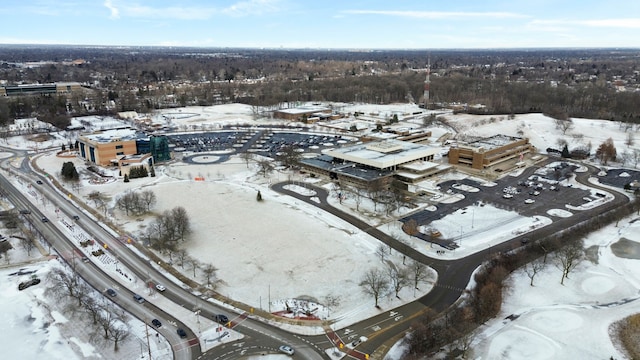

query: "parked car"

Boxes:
[278, 345, 295, 356]
[524, 199, 535, 204]
[133, 294, 145, 303]
[155, 284, 166, 292]
[151, 319, 162, 328]
[106, 288, 117, 297]
[18, 278, 41, 291]
[177, 328, 187, 338]
[214, 314, 229, 324]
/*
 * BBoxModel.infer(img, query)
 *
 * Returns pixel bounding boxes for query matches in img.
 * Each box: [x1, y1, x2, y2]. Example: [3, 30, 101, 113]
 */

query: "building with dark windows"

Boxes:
[136, 135, 171, 162]
[299, 139, 448, 189]
[447, 135, 535, 170]
[1, 82, 82, 96]
[77, 128, 140, 166]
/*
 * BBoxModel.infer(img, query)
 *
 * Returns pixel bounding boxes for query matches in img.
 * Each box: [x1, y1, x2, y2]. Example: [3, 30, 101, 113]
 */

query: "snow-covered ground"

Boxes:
[1, 102, 639, 359]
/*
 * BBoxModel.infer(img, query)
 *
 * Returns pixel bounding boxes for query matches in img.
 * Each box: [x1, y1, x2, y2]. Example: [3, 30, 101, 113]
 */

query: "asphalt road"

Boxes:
[1, 150, 326, 360]
[2, 146, 630, 360]
[271, 159, 630, 358]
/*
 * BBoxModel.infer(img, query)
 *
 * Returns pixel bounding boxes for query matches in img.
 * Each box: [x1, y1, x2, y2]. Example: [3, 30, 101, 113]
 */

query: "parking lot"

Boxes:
[402, 161, 599, 248]
[168, 130, 356, 160]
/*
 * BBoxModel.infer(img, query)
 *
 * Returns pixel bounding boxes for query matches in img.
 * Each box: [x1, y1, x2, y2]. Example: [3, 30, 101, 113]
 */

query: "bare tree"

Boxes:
[187, 257, 200, 277]
[81, 296, 103, 325]
[20, 231, 36, 257]
[107, 321, 130, 352]
[525, 258, 546, 286]
[240, 151, 254, 168]
[115, 191, 140, 216]
[176, 248, 189, 269]
[555, 118, 574, 134]
[367, 178, 389, 211]
[633, 149, 640, 168]
[140, 189, 157, 212]
[555, 239, 585, 285]
[375, 244, 387, 263]
[47, 267, 85, 306]
[359, 268, 389, 308]
[411, 260, 430, 293]
[96, 302, 130, 351]
[170, 206, 191, 241]
[201, 263, 219, 289]
[625, 131, 635, 147]
[387, 263, 410, 298]
[256, 159, 274, 177]
[275, 145, 302, 168]
[4, 210, 21, 230]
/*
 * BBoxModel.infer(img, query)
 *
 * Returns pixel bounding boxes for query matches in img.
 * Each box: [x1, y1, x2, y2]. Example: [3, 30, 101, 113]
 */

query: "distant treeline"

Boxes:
[1, 46, 639, 127]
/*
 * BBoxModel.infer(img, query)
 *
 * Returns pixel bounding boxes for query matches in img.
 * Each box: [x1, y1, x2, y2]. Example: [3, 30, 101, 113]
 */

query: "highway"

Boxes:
[0, 152, 324, 360]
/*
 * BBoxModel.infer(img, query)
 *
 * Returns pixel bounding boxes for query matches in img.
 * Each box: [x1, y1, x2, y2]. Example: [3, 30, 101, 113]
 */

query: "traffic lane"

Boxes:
[0, 174, 195, 360]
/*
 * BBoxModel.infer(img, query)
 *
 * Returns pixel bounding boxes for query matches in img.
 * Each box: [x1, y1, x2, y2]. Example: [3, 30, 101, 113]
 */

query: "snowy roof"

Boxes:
[275, 105, 331, 115]
[399, 160, 440, 172]
[81, 128, 139, 143]
[465, 134, 524, 151]
[322, 139, 438, 170]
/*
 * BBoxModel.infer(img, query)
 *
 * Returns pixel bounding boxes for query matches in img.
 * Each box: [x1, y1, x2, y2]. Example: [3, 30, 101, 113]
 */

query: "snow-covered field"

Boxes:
[1, 102, 639, 359]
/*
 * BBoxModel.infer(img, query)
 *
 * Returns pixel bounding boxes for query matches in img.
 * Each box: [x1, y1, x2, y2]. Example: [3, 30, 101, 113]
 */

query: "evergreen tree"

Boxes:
[61, 161, 79, 180]
[257, 190, 263, 202]
[561, 144, 570, 158]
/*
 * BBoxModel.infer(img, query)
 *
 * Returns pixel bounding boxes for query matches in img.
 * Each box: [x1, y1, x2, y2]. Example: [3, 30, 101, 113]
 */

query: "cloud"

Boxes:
[222, 0, 281, 16]
[531, 18, 640, 29]
[99, 0, 280, 20]
[342, 10, 527, 20]
[124, 4, 216, 20]
[104, 0, 119, 19]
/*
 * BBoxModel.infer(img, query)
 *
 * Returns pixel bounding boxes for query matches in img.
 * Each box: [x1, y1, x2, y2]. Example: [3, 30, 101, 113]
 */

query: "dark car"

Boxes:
[133, 294, 145, 303]
[19, 209, 31, 215]
[177, 328, 187, 338]
[151, 319, 162, 328]
[214, 314, 229, 324]
[106, 288, 117, 297]
[72, 215, 80, 221]
[41, 217, 49, 223]
[18, 278, 41, 291]
[36, 180, 43, 185]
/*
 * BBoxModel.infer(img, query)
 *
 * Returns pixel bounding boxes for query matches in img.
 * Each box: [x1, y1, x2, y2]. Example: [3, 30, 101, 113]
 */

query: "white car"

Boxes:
[503, 194, 513, 199]
[155, 284, 166, 292]
[278, 345, 295, 356]
[524, 199, 535, 204]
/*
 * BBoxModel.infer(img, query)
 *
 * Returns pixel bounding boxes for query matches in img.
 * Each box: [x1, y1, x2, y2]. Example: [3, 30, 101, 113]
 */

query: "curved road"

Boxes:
[3, 144, 630, 360]
[271, 160, 630, 357]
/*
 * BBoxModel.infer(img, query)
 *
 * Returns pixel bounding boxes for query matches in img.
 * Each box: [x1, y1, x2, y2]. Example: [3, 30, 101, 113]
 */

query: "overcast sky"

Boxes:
[1, 0, 639, 49]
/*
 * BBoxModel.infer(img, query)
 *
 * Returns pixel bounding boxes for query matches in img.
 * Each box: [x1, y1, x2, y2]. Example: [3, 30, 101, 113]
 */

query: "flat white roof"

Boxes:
[82, 128, 137, 143]
[400, 160, 439, 171]
[276, 105, 331, 115]
[323, 139, 438, 170]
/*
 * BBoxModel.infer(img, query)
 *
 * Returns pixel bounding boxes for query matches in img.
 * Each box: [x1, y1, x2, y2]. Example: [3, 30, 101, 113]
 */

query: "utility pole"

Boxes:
[145, 320, 152, 360]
